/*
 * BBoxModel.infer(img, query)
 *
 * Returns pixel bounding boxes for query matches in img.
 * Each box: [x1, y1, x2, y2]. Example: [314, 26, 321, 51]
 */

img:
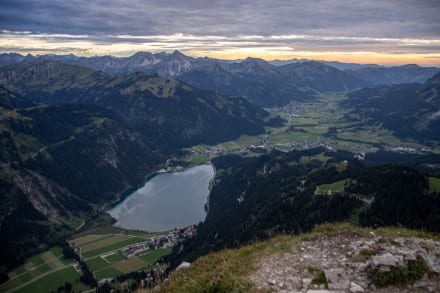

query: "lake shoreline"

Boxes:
[204, 163, 217, 214]
[107, 165, 192, 209]
[107, 164, 215, 232]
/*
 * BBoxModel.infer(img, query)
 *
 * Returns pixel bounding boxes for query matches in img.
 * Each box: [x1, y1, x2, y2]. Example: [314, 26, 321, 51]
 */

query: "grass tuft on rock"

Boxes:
[311, 270, 328, 288]
[367, 258, 429, 288]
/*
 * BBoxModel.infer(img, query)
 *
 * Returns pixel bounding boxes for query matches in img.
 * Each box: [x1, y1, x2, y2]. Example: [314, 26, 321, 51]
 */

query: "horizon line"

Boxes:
[1, 50, 439, 68]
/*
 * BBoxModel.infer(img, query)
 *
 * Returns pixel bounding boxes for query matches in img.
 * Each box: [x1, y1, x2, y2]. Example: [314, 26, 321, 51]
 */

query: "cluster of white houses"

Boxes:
[122, 226, 197, 258]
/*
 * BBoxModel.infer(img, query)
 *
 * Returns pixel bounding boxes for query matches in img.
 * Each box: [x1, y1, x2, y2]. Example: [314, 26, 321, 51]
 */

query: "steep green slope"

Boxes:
[0, 60, 269, 147]
[0, 86, 33, 109]
[0, 89, 164, 270]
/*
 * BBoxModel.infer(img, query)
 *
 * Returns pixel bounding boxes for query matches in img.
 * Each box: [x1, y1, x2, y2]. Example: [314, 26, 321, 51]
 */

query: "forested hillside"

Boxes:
[0, 88, 164, 270]
[171, 148, 440, 267]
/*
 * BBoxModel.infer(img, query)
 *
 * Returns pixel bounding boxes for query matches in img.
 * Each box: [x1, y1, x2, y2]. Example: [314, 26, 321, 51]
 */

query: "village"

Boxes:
[118, 226, 196, 259]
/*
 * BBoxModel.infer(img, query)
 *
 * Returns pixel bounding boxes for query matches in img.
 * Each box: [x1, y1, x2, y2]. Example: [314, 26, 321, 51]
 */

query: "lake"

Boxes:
[107, 164, 215, 232]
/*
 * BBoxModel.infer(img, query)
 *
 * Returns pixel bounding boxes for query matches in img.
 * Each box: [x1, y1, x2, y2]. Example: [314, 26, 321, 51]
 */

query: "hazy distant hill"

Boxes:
[346, 64, 439, 85]
[0, 60, 269, 147]
[269, 59, 380, 71]
[278, 61, 368, 92]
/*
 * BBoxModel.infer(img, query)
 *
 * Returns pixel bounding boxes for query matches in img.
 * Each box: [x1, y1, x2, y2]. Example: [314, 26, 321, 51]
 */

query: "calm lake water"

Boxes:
[107, 164, 215, 232]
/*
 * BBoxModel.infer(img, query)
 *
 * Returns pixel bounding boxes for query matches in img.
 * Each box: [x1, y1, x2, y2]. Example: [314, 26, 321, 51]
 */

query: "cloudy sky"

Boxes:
[1, 0, 440, 65]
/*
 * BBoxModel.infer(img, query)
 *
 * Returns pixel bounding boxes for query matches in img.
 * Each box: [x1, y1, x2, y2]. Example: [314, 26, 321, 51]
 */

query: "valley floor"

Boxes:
[183, 95, 439, 165]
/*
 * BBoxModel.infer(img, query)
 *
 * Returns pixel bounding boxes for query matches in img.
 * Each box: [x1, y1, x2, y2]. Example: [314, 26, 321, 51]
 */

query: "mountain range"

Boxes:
[0, 60, 269, 147]
[2, 51, 437, 107]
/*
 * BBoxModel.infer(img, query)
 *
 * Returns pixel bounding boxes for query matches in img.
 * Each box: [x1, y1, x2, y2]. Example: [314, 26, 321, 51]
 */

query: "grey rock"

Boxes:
[401, 250, 417, 261]
[350, 281, 365, 292]
[302, 278, 312, 288]
[420, 252, 440, 273]
[324, 268, 350, 290]
[371, 253, 404, 267]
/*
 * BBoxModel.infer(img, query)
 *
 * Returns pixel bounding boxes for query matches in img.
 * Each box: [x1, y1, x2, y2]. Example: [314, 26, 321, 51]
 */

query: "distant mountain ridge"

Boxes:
[1, 52, 437, 106]
[0, 51, 380, 106]
[269, 58, 381, 70]
[346, 64, 439, 85]
[278, 61, 367, 92]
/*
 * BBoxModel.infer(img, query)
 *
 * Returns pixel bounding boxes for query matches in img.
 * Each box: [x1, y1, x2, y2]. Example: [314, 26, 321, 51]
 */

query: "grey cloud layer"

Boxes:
[1, 0, 439, 38]
[1, 31, 439, 56]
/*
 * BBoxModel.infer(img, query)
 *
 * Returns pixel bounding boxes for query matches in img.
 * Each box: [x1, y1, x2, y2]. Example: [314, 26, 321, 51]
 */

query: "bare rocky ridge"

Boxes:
[250, 232, 440, 292]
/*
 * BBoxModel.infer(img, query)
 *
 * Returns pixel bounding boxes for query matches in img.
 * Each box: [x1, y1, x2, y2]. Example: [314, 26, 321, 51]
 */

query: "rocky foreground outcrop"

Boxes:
[250, 232, 440, 292]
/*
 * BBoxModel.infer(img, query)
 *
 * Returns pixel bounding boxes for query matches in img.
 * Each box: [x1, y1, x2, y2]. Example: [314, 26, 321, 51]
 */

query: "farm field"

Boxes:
[80, 236, 145, 258]
[2, 217, 171, 292]
[0, 246, 73, 293]
[94, 267, 123, 281]
[428, 176, 440, 192]
[104, 251, 126, 263]
[70, 231, 172, 282]
[315, 179, 352, 195]
[139, 248, 172, 265]
[14, 267, 85, 293]
[83, 246, 170, 282]
[112, 257, 149, 274]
